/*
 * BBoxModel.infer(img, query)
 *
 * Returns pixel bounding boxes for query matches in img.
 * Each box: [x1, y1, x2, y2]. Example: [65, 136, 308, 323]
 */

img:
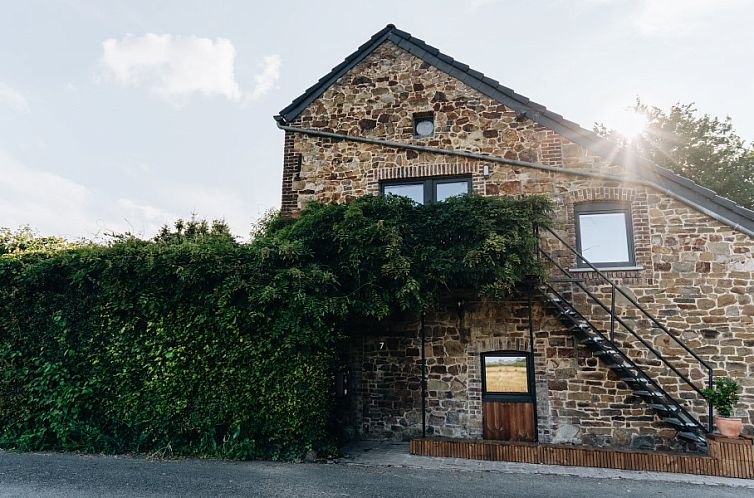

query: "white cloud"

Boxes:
[0, 148, 93, 237]
[117, 198, 176, 236]
[0, 148, 261, 240]
[248, 55, 281, 102]
[0, 150, 176, 239]
[465, 0, 501, 13]
[101, 33, 281, 106]
[633, 0, 744, 37]
[0, 82, 29, 112]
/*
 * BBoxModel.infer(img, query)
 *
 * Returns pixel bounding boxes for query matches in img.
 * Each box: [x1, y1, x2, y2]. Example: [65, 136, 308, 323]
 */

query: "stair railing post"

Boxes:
[610, 285, 616, 344]
[527, 280, 539, 442]
[707, 369, 714, 433]
[421, 311, 427, 439]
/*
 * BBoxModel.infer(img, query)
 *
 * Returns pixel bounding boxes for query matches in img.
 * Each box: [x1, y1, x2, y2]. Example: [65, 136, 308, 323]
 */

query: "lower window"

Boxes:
[481, 351, 534, 402]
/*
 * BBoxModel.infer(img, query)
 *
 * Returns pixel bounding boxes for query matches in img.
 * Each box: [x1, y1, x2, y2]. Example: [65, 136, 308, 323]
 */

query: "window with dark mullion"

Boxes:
[381, 176, 471, 204]
[575, 202, 635, 268]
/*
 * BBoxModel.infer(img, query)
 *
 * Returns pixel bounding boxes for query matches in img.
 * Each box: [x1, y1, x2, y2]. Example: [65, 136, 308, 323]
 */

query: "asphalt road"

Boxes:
[0, 450, 751, 498]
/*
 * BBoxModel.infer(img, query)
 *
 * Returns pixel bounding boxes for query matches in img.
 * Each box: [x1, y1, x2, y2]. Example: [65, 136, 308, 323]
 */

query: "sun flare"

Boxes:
[612, 108, 648, 140]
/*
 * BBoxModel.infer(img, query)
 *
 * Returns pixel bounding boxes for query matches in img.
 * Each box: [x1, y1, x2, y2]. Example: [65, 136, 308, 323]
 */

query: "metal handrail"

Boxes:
[540, 281, 707, 435]
[540, 250, 707, 396]
[543, 226, 713, 371]
[537, 224, 713, 433]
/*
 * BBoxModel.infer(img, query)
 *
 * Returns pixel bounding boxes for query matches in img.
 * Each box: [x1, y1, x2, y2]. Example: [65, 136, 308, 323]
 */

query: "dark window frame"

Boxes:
[574, 201, 636, 268]
[480, 350, 535, 403]
[380, 175, 472, 204]
[413, 111, 435, 138]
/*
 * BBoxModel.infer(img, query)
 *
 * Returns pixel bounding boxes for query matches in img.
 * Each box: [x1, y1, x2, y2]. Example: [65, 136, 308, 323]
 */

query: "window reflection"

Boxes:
[381, 177, 471, 204]
[578, 212, 630, 263]
[436, 181, 469, 201]
[483, 355, 529, 393]
[383, 183, 424, 204]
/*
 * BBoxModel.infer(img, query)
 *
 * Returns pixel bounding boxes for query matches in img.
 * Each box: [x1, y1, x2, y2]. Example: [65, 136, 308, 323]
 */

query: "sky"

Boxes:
[2, 0, 754, 240]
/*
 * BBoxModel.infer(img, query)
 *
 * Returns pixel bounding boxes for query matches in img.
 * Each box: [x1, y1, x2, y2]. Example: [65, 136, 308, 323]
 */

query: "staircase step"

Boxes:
[677, 431, 706, 444]
[608, 362, 635, 370]
[580, 337, 606, 346]
[649, 403, 678, 413]
[634, 390, 662, 399]
[570, 322, 591, 331]
[549, 278, 585, 283]
[570, 326, 592, 336]
[594, 350, 620, 357]
[664, 417, 698, 428]
[620, 376, 650, 384]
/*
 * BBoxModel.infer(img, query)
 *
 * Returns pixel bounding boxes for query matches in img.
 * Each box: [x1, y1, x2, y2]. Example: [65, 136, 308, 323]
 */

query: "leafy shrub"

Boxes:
[701, 377, 741, 418]
[0, 194, 550, 459]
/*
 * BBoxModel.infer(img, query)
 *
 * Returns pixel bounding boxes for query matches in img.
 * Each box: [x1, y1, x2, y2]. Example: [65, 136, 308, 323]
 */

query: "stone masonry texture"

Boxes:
[280, 41, 754, 451]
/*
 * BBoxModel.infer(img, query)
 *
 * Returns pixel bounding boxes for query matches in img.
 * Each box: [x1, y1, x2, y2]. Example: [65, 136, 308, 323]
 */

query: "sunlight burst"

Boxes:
[612, 108, 648, 141]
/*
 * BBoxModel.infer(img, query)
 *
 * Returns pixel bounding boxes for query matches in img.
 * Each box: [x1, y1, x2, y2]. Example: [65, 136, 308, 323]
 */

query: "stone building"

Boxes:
[274, 25, 754, 452]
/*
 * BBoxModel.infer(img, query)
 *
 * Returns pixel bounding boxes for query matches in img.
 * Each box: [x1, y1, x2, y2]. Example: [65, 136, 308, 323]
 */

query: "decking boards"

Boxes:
[410, 435, 754, 479]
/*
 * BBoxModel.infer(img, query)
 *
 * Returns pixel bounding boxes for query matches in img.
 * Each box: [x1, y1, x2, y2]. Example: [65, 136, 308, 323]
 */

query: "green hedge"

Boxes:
[0, 194, 550, 459]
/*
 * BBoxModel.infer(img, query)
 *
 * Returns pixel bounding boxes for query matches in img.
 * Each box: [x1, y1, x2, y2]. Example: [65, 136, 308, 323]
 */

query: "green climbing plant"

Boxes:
[0, 194, 551, 459]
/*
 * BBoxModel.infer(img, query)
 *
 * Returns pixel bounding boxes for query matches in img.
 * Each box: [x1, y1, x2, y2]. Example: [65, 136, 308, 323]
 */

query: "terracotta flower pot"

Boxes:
[714, 415, 743, 438]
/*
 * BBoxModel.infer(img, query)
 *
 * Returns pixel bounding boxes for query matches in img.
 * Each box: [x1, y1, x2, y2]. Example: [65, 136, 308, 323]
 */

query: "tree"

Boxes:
[153, 216, 236, 244]
[0, 226, 79, 255]
[595, 100, 754, 210]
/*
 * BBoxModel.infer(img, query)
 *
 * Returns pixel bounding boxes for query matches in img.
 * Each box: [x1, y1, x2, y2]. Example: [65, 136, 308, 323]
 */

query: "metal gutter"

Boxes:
[277, 122, 754, 239]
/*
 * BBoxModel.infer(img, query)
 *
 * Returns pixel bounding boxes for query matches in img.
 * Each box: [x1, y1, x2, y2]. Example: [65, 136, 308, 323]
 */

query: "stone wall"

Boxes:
[281, 40, 754, 449]
[344, 295, 685, 451]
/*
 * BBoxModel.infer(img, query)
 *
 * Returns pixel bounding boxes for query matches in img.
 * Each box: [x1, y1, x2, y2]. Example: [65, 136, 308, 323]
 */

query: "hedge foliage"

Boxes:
[0, 194, 551, 459]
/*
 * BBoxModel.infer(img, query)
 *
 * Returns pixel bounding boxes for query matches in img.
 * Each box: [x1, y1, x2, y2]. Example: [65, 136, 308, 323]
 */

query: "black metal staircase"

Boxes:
[535, 225, 713, 448]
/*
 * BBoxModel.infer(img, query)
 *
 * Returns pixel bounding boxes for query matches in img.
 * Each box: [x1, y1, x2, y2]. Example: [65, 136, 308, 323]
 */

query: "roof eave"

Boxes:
[274, 24, 754, 234]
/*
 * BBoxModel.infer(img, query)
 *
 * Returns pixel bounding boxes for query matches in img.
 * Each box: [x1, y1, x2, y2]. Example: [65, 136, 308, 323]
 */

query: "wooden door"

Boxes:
[482, 401, 535, 441]
[480, 351, 536, 442]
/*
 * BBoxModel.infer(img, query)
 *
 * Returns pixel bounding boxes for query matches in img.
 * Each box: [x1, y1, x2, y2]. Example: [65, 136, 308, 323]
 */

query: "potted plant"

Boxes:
[701, 377, 743, 438]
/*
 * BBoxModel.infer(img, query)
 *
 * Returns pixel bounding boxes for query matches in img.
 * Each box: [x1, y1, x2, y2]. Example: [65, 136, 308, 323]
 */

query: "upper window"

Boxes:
[575, 202, 635, 268]
[481, 351, 534, 401]
[381, 176, 471, 204]
[413, 112, 435, 137]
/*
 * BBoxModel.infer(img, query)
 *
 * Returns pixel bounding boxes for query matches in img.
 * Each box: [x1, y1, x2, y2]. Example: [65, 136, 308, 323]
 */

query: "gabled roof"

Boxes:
[275, 24, 754, 236]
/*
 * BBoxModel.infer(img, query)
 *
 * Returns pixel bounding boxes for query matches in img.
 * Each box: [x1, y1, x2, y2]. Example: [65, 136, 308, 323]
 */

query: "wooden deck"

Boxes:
[410, 435, 754, 479]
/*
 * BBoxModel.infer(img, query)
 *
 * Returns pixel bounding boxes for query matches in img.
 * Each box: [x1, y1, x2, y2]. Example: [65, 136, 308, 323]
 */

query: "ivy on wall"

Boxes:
[0, 194, 551, 460]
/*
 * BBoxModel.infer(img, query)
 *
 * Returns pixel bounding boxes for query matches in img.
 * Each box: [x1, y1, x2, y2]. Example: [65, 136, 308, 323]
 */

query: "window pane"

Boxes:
[436, 181, 468, 201]
[415, 119, 434, 137]
[484, 355, 529, 393]
[383, 183, 424, 204]
[578, 212, 630, 263]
